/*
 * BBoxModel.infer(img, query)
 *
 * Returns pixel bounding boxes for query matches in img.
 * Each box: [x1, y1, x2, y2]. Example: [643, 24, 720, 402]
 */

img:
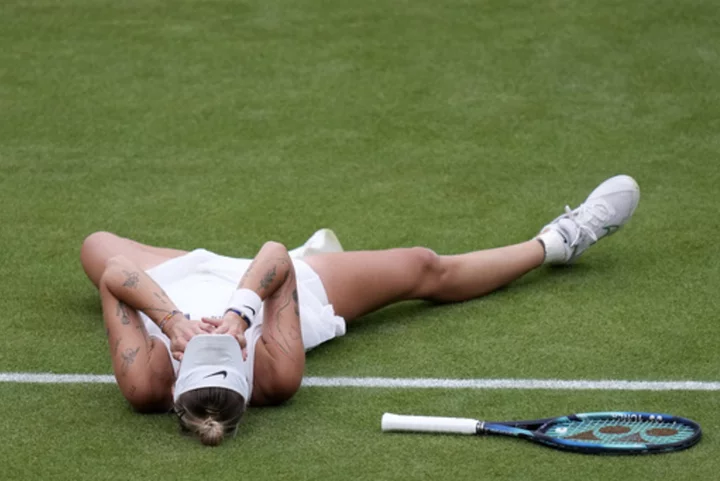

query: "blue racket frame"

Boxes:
[479, 411, 702, 454]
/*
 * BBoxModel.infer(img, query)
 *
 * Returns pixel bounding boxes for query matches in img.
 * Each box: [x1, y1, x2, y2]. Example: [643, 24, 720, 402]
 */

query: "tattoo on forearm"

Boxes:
[260, 266, 277, 290]
[269, 270, 290, 300]
[121, 347, 140, 375]
[267, 278, 302, 358]
[122, 270, 140, 289]
[269, 321, 302, 358]
[113, 338, 121, 356]
[269, 328, 290, 355]
[116, 301, 131, 325]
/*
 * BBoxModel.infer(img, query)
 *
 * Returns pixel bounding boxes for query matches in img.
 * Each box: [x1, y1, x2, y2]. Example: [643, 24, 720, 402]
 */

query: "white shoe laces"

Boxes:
[562, 202, 612, 247]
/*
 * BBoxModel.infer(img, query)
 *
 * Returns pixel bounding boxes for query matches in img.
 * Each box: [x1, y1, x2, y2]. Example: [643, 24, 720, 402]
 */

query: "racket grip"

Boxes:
[381, 413, 479, 434]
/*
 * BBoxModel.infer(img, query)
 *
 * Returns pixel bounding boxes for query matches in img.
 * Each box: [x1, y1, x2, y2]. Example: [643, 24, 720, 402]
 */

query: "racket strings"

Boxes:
[546, 419, 696, 445]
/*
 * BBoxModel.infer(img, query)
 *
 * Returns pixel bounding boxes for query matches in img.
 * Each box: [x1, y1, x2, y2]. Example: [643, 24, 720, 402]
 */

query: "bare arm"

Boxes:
[100, 255, 206, 360]
[99, 257, 174, 410]
[237, 242, 304, 406]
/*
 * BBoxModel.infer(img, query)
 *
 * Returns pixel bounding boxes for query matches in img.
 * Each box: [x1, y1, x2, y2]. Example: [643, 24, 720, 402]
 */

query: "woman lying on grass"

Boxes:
[80, 175, 639, 446]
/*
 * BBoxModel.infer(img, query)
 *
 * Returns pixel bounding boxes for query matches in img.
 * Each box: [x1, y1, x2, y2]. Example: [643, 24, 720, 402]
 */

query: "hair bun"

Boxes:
[198, 418, 224, 446]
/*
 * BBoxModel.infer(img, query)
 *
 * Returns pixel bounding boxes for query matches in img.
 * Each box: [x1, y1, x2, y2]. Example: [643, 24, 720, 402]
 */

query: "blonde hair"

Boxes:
[175, 387, 247, 446]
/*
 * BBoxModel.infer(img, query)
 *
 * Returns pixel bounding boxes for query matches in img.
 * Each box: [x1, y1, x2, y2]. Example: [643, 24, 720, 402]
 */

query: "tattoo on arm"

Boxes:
[260, 266, 277, 291]
[116, 301, 131, 325]
[146, 339, 155, 358]
[120, 347, 140, 375]
[269, 269, 290, 300]
[292, 288, 299, 316]
[269, 320, 302, 358]
[266, 277, 302, 359]
[122, 270, 140, 289]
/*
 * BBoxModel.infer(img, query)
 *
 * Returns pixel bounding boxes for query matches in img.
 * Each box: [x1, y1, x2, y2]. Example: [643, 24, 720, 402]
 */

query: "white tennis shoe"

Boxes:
[537, 175, 640, 264]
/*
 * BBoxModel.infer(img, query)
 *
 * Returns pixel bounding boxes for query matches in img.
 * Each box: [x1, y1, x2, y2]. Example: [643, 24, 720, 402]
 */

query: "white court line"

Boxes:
[1, 372, 720, 391]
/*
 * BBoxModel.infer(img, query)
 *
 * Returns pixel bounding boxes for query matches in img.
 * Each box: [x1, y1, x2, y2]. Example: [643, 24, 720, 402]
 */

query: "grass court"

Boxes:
[1, 0, 719, 479]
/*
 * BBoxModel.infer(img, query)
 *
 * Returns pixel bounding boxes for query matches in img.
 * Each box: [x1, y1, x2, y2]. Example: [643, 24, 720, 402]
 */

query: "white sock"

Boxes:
[536, 228, 568, 264]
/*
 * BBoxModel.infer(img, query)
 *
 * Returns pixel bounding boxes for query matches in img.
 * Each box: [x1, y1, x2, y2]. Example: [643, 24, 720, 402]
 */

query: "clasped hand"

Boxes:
[164, 313, 249, 361]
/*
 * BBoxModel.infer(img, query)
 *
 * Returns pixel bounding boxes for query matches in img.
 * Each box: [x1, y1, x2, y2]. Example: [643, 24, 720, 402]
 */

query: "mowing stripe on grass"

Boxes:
[1, 372, 720, 391]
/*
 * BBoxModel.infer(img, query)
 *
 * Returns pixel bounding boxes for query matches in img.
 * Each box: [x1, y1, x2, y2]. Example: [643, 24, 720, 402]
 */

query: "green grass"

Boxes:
[1, 0, 719, 479]
[4, 386, 719, 481]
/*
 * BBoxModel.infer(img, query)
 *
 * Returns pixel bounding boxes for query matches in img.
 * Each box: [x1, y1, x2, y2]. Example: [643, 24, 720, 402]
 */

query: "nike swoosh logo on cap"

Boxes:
[204, 370, 228, 379]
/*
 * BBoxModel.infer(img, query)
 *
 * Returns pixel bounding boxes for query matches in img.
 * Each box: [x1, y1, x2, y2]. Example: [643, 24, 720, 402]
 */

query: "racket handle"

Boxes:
[382, 413, 479, 434]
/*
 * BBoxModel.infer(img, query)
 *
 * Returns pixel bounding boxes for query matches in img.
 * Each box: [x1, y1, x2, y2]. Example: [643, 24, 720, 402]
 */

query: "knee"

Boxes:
[408, 246, 442, 273]
[407, 247, 446, 293]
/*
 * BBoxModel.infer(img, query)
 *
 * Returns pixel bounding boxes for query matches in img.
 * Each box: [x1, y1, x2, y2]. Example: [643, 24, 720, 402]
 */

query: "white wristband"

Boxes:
[226, 288, 262, 324]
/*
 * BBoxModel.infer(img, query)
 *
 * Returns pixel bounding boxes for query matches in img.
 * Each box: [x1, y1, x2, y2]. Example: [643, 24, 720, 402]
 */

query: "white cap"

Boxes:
[173, 334, 250, 403]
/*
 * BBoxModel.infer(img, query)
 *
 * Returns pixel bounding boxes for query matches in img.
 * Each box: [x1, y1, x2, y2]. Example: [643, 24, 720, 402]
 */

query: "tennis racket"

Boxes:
[381, 411, 701, 454]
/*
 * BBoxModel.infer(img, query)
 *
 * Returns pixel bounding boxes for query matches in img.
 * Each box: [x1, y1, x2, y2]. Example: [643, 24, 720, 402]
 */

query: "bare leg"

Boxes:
[304, 240, 544, 322]
[81, 231, 187, 287]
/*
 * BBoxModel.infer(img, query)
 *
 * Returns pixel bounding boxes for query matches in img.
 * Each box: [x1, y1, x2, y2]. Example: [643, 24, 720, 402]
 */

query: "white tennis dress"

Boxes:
[137, 231, 346, 399]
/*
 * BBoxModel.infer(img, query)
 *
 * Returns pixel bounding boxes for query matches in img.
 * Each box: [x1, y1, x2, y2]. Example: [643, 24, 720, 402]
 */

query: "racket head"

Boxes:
[487, 411, 702, 455]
